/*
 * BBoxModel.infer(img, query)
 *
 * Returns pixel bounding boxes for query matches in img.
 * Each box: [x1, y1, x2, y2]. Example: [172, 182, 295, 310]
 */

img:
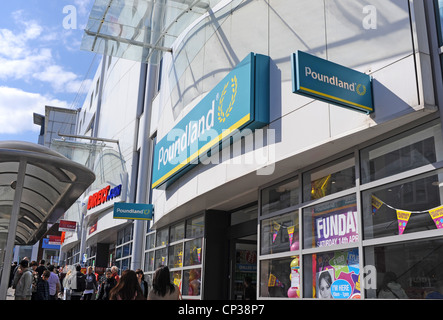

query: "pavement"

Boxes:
[6, 287, 15, 300]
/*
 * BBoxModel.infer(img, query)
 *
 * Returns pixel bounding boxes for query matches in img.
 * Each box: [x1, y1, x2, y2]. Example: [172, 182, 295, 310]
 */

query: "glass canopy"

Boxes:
[0, 141, 95, 299]
[81, 0, 223, 64]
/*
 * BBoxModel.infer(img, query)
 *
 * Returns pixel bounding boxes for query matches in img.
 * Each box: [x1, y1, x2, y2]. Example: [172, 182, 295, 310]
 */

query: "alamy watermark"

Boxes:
[363, 5, 377, 30]
[63, 5, 77, 30]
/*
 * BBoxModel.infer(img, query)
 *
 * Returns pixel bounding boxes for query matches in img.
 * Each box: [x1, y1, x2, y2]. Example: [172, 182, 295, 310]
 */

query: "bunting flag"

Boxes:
[396, 210, 412, 235]
[371, 195, 384, 214]
[429, 206, 443, 229]
[287, 226, 295, 246]
[272, 222, 280, 243]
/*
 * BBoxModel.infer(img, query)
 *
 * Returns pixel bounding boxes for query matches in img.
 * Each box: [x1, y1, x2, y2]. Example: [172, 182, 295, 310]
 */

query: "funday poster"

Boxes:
[313, 196, 359, 248]
[314, 248, 360, 299]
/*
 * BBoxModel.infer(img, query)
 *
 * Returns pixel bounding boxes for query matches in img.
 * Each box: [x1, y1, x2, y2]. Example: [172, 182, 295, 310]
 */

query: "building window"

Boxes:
[115, 224, 133, 274]
[303, 155, 355, 202]
[258, 119, 443, 300]
[143, 215, 205, 299]
[360, 123, 441, 184]
[362, 169, 443, 240]
[261, 211, 299, 255]
[261, 176, 299, 216]
[303, 194, 357, 250]
[303, 248, 360, 299]
[365, 238, 443, 299]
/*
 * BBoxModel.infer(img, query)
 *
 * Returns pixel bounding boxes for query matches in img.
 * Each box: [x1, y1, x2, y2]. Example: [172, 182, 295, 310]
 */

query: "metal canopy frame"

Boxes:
[81, 0, 222, 64]
[0, 141, 95, 300]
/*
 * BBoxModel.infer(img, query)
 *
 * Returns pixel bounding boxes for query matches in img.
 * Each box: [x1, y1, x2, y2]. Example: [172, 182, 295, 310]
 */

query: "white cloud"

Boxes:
[0, 86, 69, 134]
[0, 9, 93, 91]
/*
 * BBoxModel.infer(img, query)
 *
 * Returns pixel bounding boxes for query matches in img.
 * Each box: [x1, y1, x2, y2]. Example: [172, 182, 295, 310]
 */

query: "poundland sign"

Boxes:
[292, 51, 373, 114]
[152, 53, 270, 189]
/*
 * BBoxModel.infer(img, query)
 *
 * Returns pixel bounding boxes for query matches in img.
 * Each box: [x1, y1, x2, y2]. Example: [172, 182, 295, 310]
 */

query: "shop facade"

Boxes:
[145, 0, 443, 300]
[72, 0, 443, 299]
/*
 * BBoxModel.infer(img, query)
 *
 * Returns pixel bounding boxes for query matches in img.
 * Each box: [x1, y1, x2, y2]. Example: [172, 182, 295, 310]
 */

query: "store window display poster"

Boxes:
[313, 248, 360, 299]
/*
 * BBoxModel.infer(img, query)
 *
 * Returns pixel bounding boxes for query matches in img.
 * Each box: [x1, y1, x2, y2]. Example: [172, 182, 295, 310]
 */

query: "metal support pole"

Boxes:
[0, 159, 27, 300]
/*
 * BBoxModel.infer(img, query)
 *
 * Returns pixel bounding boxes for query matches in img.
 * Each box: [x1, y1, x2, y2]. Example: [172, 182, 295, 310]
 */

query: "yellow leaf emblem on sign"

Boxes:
[218, 75, 238, 123]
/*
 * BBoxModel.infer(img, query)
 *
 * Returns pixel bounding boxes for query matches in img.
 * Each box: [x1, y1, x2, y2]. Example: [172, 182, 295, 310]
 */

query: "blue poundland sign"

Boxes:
[152, 52, 270, 189]
[292, 51, 373, 114]
[113, 203, 153, 220]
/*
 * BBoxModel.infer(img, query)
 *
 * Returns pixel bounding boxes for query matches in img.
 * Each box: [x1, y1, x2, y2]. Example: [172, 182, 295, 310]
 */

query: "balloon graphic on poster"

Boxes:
[288, 257, 300, 298]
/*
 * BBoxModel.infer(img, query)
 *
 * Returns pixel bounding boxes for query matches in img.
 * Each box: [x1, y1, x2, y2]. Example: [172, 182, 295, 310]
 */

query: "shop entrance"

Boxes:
[228, 204, 258, 300]
[230, 236, 257, 300]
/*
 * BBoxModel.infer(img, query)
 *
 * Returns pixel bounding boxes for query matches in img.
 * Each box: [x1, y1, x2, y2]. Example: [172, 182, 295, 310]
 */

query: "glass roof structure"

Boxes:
[0, 141, 95, 244]
[81, 0, 223, 64]
[0, 141, 95, 299]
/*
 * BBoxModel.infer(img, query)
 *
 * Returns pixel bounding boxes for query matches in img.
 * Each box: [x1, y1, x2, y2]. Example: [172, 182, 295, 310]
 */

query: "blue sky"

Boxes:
[0, 0, 99, 143]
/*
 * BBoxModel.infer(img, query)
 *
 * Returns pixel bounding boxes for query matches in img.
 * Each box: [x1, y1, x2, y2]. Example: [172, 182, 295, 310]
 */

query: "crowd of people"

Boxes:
[9, 258, 181, 301]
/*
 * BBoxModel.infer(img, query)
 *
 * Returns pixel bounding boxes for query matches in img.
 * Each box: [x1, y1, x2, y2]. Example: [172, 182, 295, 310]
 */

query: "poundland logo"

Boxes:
[152, 53, 270, 189]
[292, 51, 373, 114]
[304, 67, 367, 97]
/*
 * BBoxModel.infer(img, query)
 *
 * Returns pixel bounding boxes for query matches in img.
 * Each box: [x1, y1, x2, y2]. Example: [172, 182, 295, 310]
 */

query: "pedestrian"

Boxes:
[135, 269, 149, 299]
[13, 259, 33, 300]
[36, 270, 50, 300]
[70, 264, 86, 300]
[47, 265, 61, 300]
[109, 270, 145, 300]
[30, 261, 39, 300]
[97, 268, 117, 300]
[9, 261, 17, 288]
[83, 266, 98, 300]
[111, 265, 120, 283]
[148, 266, 180, 300]
[35, 259, 47, 277]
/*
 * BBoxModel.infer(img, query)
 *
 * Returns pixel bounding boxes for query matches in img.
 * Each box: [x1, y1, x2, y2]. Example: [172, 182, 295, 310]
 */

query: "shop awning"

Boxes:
[80, 0, 223, 64]
[0, 141, 95, 246]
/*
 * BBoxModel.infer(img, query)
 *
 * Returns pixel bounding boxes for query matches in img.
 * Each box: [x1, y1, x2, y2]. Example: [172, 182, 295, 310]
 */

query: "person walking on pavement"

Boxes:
[148, 266, 181, 300]
[47, 265, 61, 300]
[136, 269, 149, 299]
[83, 266, 98, 300]
[70, 264, 86, 300]
[35, 259, 47, 277]
[36, 270, 50, 300]
[97, 268, 117, 300]
[109, 270, 145, 300]
[13, 260, 33, 300]
[111, 266, 120, 283]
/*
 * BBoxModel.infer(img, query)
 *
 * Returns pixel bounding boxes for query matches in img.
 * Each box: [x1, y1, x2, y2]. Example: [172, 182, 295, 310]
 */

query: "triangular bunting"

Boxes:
[429, 206, 443, 229]
[371, 195, 384, 214]
[396, 210, 411, 235]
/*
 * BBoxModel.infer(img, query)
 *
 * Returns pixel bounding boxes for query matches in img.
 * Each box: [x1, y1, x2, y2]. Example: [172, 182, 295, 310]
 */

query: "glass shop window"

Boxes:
[303, 156, 355, 202]
[362, 169, 443, 240]
[261, 176, 299, 215]
[365, 238, 443, 299]
[303, 194, 358, 249]
[259, 256, 300, 298]
[360, 123, 442, 184]
[261, 211, 299, 255]
[303, 248, 360, 299]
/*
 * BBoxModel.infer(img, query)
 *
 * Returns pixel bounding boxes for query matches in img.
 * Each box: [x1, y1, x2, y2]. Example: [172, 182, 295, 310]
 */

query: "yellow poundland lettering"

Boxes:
[152, 113, 251, 188]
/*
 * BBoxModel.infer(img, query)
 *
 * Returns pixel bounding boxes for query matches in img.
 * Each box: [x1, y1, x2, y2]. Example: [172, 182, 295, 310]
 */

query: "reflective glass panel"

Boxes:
[261, 177, 299, 216]
[303, 194, 358, 249]
[261, 211, 299, 255]
[303, 248, 360, 299]
[303, 156, 355, 202]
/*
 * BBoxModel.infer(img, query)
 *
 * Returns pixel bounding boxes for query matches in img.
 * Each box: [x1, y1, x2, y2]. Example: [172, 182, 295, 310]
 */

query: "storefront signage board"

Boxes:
[292, 51, 373, 114]
[59, 220, 77, 232]
[152, 52, 270, 189]
[42, 237, 61, 250]
[113, 202, 153, 220]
